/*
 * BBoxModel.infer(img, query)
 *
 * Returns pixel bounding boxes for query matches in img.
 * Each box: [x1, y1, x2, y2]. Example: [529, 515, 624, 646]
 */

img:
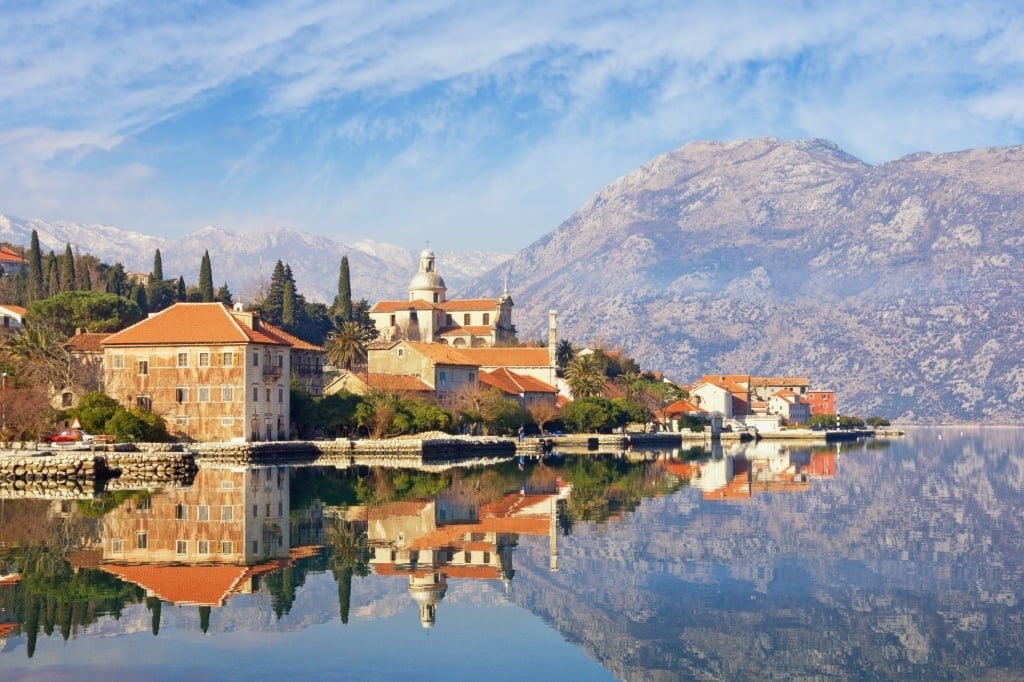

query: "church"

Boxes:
[368, 249, 517, 347]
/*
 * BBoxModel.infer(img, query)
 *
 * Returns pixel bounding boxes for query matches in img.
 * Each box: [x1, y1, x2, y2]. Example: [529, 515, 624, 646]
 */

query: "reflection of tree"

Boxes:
[146, 596, 162, 636]
[199, 605, 211, 633]
[326, 517, 370, 625]
[555, 455, 685, 525]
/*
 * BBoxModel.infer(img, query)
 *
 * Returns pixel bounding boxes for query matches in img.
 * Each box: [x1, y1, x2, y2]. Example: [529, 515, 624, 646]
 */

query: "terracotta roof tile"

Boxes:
[404, 341, 477, 366]
[66, 332, 111, 352]
[481, 368, 557, 395]
[439, 299, 500, 311]
[364, 373, 434, 392]
[0, 303, 26, 315]
[371, 300, 437, 312]
[102, 303, 290, 347]
[438, 325, 492, 336]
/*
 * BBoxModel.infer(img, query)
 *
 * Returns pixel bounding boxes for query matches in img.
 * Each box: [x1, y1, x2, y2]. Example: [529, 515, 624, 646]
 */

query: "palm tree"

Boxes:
[555, 339, 575, 374]
[564, 353, 606, 399]
[325, 320, 369, 370]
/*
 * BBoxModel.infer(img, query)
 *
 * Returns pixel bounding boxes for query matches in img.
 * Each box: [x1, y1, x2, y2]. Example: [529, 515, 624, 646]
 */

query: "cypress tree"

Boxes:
[333, 256, 353, 322]
[133, 282, 149, 315]
[199, 606, 211, 633]
[282, 276, 296, 328]
[262, 260, 287, 324]
[198, 250, 214, 302]
[44, 251, 59, 297]
[60, 243, 76, 292]
[106, 262, 128, 296]
[177, 276, 186, 301]
[27, 229, 43, 301]
[152, 249, 164, 280]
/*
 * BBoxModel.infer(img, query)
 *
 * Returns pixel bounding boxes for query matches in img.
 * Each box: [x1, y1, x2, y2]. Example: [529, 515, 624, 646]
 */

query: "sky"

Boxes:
[1, 1, 1023, 254]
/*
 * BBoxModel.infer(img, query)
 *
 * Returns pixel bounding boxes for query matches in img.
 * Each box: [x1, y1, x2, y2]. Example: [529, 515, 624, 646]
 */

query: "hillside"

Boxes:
[464, 137, 1024, 422]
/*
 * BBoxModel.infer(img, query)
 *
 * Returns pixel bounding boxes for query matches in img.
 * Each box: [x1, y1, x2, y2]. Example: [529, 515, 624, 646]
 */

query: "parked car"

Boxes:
[49, 429, 94, 444]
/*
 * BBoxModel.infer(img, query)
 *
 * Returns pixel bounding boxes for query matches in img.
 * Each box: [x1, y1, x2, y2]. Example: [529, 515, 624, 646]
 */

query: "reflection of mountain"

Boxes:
[502, 430, 1024, 680]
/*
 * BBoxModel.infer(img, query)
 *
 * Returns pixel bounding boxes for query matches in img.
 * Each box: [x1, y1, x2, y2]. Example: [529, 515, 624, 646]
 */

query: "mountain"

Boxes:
[463, 137, 1024, 423]
[0, 215, 509, 305]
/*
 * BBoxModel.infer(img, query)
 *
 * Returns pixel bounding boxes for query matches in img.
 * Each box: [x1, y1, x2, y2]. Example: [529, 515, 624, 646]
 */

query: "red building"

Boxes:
[804, 390, 835, 416]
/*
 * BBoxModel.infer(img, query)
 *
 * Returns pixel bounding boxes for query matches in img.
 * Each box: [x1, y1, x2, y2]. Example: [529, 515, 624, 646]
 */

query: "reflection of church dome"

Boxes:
[408, 571, 447, 629]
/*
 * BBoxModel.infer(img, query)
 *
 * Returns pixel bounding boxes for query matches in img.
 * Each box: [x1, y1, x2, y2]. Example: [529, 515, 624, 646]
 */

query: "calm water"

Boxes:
[3, 426, 1024, 681]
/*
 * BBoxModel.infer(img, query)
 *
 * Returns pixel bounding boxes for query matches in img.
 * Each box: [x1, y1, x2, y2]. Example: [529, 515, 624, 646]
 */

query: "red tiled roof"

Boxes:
[481, 367, 557, 395]
[371, 300, 437, 313]
[100, 559, 291, 606]
[0, 303, 26, 315]
[0, 246, 27, 264]
[439, 298, 500, 311]
[102, 303, 290, 347]
[662, 399, 706, 416]
[260, 321, 323, 352]
[66, 332, 111, 353]
[364, 373, 434, 392]
[456, 347, 551, 368]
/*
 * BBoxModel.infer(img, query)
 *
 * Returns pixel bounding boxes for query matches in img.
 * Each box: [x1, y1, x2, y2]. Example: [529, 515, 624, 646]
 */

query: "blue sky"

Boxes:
[1, 1, 1023, 253]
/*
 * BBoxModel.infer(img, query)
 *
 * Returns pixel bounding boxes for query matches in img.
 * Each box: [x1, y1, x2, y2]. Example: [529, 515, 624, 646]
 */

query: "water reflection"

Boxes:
[3, 428, 1024, 680]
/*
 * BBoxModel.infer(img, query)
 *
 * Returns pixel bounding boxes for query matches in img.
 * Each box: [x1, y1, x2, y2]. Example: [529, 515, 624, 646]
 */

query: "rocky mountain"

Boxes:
[0, 215, 509, 305]
[464, 137, 1024, 423]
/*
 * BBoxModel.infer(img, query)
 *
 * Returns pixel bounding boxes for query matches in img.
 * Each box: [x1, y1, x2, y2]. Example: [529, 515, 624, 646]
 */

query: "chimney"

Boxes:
[548, 310, 558, 369]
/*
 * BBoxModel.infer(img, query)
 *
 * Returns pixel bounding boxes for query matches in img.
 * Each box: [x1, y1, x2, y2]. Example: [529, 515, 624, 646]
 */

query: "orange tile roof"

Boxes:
[66, 332, 111, 352]
[0, 245, 27, 264]
[404, 341, 478, 366]
[662, 399, 706, 416]
[481, 367, 557, 395]
[0, 573, 21, 585]
[364, 373, 434, 392]
[0, 623, 18, 640]
[0, 303, 26, 315]
[439, 298, 500, 311]
[371, 300, 437, 312]
[102, 303, 290, 347]
[100, 560, 291, 606]
[456, 347, 551, 367]
[259, 321, 323, 352]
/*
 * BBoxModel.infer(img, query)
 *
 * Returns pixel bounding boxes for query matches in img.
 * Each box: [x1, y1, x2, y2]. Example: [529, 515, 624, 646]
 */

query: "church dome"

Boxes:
[409, 270, 446, 291]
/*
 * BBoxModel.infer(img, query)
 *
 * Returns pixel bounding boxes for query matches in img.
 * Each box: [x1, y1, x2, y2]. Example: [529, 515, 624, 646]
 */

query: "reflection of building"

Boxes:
[661, 443, 836, 501]
[99, 466, 290, 564]
[365, 481, 571, 628]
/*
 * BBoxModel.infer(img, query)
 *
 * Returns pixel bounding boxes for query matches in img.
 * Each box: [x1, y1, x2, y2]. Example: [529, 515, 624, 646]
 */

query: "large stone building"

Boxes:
[101, 303, 323, 442]
[369, 249, 516, 347]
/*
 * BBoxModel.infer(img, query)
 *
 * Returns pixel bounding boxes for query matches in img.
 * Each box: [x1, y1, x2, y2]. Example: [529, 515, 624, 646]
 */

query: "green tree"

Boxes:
[60, 244, 76, 293]
[562, 396, 626, 433]
[70, 392, 120, 433]
[176, 276, 186, 301]
[564, 353, 607, 399]
[325, 320, 369, 370]
[555, 339, 575, 374]
[332, 256, 353, 322]
[198, 250, 214, 302]
[25, 290, 143, 337]
[27, 229, 44, 301]
[151, 249, 164, 280]
[216, 282, 233, 306]
[105, 263, 128, 297]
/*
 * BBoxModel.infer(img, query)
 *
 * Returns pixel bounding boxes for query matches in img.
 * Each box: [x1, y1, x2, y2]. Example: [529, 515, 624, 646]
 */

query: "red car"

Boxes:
[49, 429, 94, 444]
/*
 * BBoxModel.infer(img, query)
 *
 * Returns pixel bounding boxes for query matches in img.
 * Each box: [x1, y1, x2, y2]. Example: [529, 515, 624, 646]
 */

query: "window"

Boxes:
[221, 540, 234, 554]
[252, 504, 258, 519]
[278, 387, 283, 402]
[222, 351, 234, 366]
[439, 370, 447, 384]
[61, 392, 73, 407]
[138, 360, 148, 375]
[136, 395, 152, 411]
[390, 314, 396, 326]
[277, 354, 283, 368]
[253, 386, 259, 401]
[278, 501, 283, 517]
[220, 480, 234, 490]
[198, 540, 210, 554]
[137, 497, 151, 512]
[199, 352, 210, 367]
[198, 386, 210, 402]
[265, 503, 270, 517]
[252, 540, 259, 554]
[112, 538, 124, 554]
[397, 348, 404, 357]
[483, 313, 490, 325]
[446, 314, 453, 325]
[221, 385, 234, 402]
[176, 540, 188, 555]
[136, 531, 148, 549]
[253, 352, 259, 366]
[464, 313, 471, 325]
[112, 354, 125, 369]
[176, 387, 188, 403]
[175, 416, 188, 426]
[221, 416, 235, 426]
[468, 372, 475, 382]
[265, 388, 270, 402]
[433, 292, 439, 303]
[198, 505, 210, 521]
[177, 352, 188, 367]
[220, 505, 233, 521]
[175, 503, 188, 520]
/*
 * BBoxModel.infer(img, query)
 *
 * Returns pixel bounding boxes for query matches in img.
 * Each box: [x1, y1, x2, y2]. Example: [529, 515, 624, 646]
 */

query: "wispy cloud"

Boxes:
[1, 1, 1022, 251]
